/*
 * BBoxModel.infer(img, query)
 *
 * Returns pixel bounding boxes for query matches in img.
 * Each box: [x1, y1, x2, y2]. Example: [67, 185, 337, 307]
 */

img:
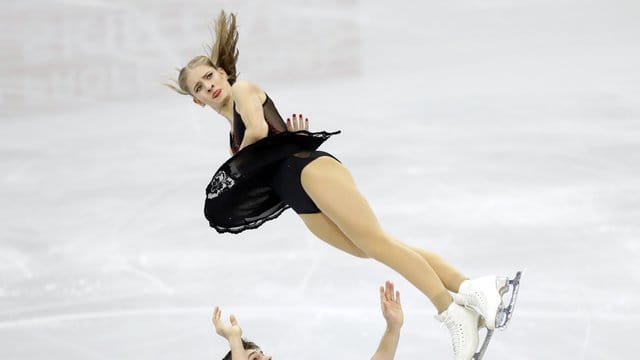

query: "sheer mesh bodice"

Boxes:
[205, 93, 340, 234]
[229, 94, 287, 154]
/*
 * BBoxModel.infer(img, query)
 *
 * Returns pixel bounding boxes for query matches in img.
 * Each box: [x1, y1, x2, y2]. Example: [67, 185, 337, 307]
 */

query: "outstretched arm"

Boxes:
[212, 306, 249, 360]
[371, 281, 403, 360]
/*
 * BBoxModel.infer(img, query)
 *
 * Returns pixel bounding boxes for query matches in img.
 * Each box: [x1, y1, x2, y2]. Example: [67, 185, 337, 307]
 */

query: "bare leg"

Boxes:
[300, 213, 467, 293]
[408, 247, 468, 293]
[299, 212, 368, 258]
[300, 157, 455, 313]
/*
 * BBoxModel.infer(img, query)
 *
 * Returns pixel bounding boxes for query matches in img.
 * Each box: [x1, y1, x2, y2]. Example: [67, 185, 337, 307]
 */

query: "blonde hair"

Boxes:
[167, 10, 240, 96]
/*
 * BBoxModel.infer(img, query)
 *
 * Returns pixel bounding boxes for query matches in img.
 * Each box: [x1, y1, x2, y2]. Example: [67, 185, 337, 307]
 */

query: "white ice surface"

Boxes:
[1, 0, 640, 359]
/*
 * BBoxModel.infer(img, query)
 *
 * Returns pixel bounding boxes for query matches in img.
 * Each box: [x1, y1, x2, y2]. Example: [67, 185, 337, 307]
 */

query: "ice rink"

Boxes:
[1, 0, 639, 359]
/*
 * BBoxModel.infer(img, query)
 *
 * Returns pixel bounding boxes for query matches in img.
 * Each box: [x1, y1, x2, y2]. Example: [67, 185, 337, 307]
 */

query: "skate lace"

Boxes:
[442, 315, 465, 355]
[464, 288, 486, 309]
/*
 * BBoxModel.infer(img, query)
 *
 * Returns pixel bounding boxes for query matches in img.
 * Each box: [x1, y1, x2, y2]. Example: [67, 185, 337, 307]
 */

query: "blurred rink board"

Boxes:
[0, 0, 361, 117]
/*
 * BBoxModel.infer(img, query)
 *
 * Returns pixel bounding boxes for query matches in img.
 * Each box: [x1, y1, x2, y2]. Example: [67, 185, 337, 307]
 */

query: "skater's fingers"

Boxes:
[212, 308, 223, 326]
[292, 113, 299, 130]
[304, 117, 309, 130]
[386, 281, 394, 301]
[395, 290, 401, 305]
[379, 286, 385, 302]
[230, 314, 238, 326]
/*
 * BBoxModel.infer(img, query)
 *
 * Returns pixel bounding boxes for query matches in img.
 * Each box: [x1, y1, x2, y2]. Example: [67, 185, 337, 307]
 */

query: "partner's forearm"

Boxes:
[370, 326, 401, 360]
[228, 335, 249, 360]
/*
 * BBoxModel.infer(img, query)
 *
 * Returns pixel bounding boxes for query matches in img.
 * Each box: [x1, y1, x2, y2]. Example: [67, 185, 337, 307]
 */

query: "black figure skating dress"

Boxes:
[204, 94, 340, 234]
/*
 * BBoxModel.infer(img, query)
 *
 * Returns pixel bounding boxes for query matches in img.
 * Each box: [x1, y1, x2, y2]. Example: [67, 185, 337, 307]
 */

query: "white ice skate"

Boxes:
[454, 271, 523, 360]
[436, 302, 480, 360]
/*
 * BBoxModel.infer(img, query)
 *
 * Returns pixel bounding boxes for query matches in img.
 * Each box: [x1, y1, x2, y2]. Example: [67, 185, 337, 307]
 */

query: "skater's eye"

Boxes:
[194, 83, 202, 93]
[206, 72, 213, 79]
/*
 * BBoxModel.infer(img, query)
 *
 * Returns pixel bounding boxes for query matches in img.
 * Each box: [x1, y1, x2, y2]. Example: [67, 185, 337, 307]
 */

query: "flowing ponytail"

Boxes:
[167, 10, 240, 96]
[209, 10, 239, 85]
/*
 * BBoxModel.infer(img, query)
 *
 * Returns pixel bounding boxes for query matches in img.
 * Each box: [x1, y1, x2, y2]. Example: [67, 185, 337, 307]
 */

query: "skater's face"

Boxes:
[185, 64, 232, 110]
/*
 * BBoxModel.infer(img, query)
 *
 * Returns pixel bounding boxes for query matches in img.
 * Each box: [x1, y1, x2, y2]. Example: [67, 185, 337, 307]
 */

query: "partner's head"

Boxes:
[222, 339, 272, 360]
[167, 10, 239, 110]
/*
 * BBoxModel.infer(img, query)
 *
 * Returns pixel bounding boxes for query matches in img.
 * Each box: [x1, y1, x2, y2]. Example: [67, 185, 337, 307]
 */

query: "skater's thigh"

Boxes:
[299, 212, 368, 258]
[301, 156, 384, 241]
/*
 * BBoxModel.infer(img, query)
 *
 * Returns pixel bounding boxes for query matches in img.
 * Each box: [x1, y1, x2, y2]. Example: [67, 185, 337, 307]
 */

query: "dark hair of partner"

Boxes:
[221, 338, 260, 360]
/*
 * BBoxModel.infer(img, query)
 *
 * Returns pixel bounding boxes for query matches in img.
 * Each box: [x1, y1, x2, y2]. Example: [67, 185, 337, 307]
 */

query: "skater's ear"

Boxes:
[192, 97, 206, 107]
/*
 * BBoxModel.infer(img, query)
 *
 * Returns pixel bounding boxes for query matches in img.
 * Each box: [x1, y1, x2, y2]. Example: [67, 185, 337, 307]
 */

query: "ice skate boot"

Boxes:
[455, 275, 507, 330]
[455, 271, 522, 330]
[436, 302, 480, 360]
[462, 271, 523, 360]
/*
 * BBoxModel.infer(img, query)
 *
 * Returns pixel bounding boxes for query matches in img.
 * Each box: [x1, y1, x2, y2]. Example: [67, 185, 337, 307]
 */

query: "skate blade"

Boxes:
[474, 272, 522, 359]
[495, 270, 522, 329]
[475, 275, 514, 330]
[472, 329, 494, 360]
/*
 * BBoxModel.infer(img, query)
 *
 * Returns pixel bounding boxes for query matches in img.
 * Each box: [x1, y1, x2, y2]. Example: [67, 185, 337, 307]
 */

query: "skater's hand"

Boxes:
[286, 113, 309, 132]
[212, 306, 243, 339]
[379, 280, 403, 331]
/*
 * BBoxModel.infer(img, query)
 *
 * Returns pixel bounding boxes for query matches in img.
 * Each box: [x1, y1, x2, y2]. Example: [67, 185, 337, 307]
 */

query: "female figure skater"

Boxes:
[168, 11, 518, 360]
[213, 280, 404, 360]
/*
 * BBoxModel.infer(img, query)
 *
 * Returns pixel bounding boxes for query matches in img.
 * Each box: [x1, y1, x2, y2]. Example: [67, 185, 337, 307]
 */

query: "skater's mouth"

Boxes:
[212, 89, 222, 99]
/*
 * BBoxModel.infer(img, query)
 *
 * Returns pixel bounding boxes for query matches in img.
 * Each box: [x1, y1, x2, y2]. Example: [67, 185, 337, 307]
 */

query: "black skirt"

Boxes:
[204, 130, 340, 234]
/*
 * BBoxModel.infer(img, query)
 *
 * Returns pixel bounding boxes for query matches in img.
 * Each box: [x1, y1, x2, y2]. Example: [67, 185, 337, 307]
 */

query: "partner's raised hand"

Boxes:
[212, 306, 243, 339]
[379, 280, 403, 331]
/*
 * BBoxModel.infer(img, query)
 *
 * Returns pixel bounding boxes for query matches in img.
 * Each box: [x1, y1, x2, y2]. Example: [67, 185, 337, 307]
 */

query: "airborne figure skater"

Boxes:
[168, 11, 520, 360]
